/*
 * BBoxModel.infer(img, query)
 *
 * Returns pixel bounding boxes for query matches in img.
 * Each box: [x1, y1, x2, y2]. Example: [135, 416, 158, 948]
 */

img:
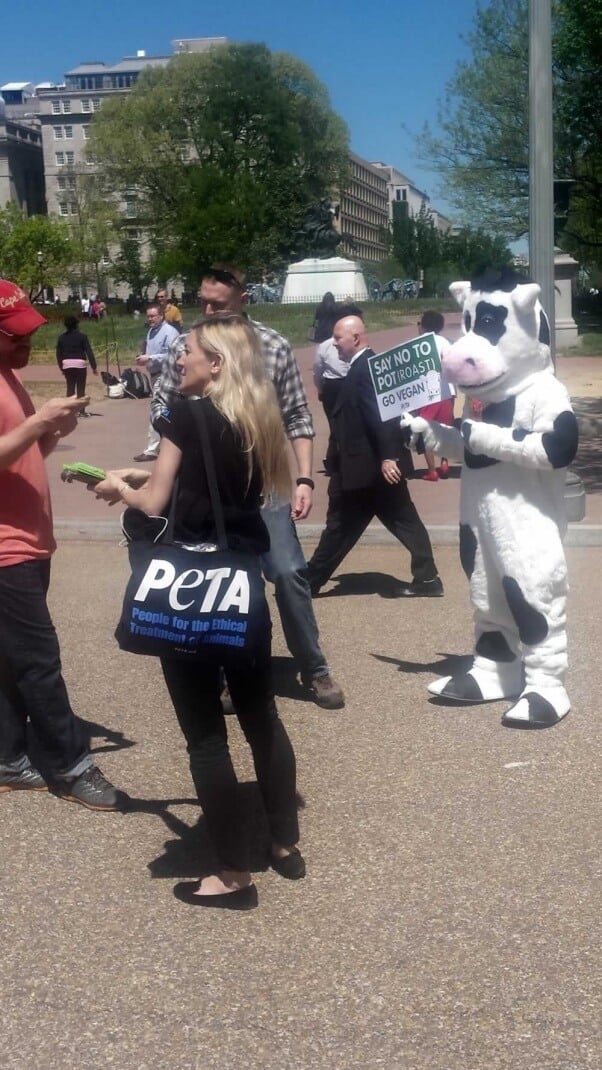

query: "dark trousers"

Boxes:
[0, 560, 90, 774]
[307, 473, 438, 589]
[320, 380, 344, 473]
[161, 647, 299, 872]
[320, 379, 344, 424]
[64, 367, 88, 398]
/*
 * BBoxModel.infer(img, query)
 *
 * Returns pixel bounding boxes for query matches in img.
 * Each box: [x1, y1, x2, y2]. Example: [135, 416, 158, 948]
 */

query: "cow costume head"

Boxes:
[444, 270, 552, 404]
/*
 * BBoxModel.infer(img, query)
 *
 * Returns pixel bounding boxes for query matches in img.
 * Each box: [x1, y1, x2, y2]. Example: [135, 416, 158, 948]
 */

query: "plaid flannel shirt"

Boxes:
[151, 318, 315, 440]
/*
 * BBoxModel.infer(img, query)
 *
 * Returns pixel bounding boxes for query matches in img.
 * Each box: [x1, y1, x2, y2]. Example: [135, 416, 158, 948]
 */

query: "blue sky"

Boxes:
[1, 0, 483, 218]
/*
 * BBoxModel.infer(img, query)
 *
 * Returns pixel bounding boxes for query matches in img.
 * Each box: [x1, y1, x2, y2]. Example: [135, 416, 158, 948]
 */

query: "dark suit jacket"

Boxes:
[328, 348, 414, 491]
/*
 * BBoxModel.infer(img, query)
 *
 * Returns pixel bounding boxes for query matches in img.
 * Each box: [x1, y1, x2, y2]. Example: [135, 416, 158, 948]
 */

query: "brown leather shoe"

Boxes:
[308, 673, 345, 709]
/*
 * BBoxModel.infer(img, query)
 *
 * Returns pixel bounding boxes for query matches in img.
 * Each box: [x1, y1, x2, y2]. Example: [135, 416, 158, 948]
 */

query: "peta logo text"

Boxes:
[133, 560, 250, 614]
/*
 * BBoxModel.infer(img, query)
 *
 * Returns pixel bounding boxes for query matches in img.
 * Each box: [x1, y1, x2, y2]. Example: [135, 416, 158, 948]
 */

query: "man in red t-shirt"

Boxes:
[0, 279, 125, 810]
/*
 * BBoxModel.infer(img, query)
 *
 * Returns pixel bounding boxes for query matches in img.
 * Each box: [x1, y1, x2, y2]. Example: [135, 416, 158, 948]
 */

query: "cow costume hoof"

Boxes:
[428, 663, 522, 704]
[501, 688, 570, 729]
[428, 674, 489, 703]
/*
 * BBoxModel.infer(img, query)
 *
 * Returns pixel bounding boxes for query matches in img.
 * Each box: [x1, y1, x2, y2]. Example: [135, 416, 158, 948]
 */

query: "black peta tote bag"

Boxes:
[115, 404, 270, 666]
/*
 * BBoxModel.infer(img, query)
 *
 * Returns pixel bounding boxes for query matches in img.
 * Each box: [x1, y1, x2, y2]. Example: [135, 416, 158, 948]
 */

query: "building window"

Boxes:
[62, 100, 71, 113]
[82, 125, 90, 140]
[57, 177, 67, 190]
[64, 126, 73, 139]
[92, 98, 101, 111]
[53, 126, 63, 139]
[55, 151, 65, 165]
[52, 101, 61, 114]
[70, 202, 78, 216]
[82, 99, 91, 113]
[124, 197, 137, 219]
[65, 151, 74, 165]
[58, 202, 69, 216]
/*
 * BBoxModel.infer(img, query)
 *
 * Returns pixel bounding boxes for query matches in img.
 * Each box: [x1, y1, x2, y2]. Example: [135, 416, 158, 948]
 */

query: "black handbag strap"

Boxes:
[163, 400, 228, 550]
[190, 400, 228, 551]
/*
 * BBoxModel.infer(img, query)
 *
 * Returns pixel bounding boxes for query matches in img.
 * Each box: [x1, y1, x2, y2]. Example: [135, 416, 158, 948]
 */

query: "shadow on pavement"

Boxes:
[83, 718, 137, 754]
[371, 650, 473, 677]
[314, 571, 409, 598]
[271, 655, 312, 701]
[143, 782, 272, 879]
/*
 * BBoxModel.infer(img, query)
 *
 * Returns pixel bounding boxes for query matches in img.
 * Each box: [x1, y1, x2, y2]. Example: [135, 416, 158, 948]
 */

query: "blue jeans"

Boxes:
[260, 500, 329, 680]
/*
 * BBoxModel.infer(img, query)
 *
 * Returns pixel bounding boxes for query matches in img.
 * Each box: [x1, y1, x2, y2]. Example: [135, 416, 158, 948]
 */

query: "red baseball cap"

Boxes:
[0, 279, 47, 336]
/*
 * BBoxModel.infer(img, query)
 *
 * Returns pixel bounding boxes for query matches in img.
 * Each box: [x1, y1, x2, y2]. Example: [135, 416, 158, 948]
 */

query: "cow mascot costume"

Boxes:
[401, 271, 579, 728]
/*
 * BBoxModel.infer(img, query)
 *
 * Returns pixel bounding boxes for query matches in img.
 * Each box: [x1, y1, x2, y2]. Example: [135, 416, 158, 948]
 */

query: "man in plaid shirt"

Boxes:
[151, 265, 344, 710]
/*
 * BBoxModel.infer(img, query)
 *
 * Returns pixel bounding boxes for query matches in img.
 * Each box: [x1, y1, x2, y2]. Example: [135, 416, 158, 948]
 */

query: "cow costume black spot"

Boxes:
[401, 270, 578, 728]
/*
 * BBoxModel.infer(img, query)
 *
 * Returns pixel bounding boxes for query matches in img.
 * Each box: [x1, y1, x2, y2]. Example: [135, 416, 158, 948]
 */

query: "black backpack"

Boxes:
[121, 368, 152, 399]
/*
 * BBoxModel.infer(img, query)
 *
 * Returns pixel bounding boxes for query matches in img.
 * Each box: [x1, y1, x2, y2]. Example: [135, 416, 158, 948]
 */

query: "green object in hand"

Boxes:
[61, 462, 107, 485]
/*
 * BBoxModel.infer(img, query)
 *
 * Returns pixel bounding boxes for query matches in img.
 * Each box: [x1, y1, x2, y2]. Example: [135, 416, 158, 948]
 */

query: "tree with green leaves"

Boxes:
[554, 0, 602, 261]
[440, 227, 514, 280]
[418, 0, 602, 266]
[59, 170, 118, 297]
[111, 237, 156, 299]
[0, 205, 74, 299]
[390, 200, 448, 293]
[418, 0, 529, 239]
[89, 43, 349, 279]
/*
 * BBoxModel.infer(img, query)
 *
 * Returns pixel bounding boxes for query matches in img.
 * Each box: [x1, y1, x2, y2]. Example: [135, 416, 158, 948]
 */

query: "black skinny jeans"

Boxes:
[161, 646, 299, 873]
[0, 559, 90, 774]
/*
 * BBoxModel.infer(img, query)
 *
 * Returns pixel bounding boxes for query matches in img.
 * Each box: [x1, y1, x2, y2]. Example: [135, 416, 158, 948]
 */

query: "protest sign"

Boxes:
[367, 333, 442, 421]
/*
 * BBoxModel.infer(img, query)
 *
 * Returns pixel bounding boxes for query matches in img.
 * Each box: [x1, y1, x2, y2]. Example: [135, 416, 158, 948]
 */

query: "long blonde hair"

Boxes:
[190, 313, 291, 500]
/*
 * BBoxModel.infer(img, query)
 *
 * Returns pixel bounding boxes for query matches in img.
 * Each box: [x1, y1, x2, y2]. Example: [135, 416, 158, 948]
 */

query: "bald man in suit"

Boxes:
[307, 316, 443, 597]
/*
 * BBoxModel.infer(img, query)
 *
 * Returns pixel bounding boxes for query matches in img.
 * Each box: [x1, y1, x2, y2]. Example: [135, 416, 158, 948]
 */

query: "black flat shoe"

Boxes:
[173, 881, 258, 910]
[270, 848, 306, 880]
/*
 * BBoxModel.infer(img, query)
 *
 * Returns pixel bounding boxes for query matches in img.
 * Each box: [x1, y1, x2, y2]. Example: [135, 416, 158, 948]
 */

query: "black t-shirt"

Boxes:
[157, 397, 270, 555]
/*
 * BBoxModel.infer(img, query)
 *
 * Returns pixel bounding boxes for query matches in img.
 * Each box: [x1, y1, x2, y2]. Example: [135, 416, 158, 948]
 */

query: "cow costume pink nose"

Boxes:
[443, 334, 505, 389]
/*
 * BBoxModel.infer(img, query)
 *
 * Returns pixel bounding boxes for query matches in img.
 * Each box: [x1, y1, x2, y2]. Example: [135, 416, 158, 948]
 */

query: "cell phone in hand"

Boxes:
[61, 462, 106, 486]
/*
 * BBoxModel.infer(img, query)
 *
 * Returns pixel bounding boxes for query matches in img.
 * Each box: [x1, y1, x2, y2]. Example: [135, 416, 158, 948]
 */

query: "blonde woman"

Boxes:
[94, 314, 304, 909]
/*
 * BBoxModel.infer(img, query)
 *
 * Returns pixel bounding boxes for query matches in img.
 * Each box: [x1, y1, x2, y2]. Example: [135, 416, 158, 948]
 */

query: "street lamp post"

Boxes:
[529, 0, 585, 521]
[36, 250, 44, 304]
[528, 0, 555, 356]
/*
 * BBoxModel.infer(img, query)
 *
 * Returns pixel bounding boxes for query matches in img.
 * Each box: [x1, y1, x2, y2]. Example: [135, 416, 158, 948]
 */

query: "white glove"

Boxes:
[400, 412, 429, 449]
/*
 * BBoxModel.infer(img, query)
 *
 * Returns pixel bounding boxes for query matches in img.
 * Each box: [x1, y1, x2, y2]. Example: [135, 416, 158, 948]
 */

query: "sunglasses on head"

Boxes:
[207, 267, 244, 291]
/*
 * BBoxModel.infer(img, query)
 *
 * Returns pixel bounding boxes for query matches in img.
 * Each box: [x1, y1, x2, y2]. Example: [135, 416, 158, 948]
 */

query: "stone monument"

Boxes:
[282, 200, 368, 305]
[554, 251, 579, 349]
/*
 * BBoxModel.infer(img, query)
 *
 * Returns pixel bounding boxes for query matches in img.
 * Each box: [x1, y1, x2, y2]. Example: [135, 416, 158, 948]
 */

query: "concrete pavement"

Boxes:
[0, 541, 599, 1069]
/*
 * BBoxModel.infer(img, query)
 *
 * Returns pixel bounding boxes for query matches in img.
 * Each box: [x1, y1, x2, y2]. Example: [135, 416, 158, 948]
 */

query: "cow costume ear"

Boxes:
[449, 281, 471, 307]
[512, 282, 541, 312]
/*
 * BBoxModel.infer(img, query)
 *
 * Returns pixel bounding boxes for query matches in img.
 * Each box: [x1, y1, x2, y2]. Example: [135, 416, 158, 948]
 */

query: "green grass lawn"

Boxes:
[562, 330, 602, 357]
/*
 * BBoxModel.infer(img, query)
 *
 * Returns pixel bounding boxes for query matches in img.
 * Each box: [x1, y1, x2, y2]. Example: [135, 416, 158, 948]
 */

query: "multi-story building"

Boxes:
[34, 39, 226, 294]
[37, 48, 205, 219]
[0, 84, 45, 215]
[371, 161, 451, 232]
[337, 152, 390, 262]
